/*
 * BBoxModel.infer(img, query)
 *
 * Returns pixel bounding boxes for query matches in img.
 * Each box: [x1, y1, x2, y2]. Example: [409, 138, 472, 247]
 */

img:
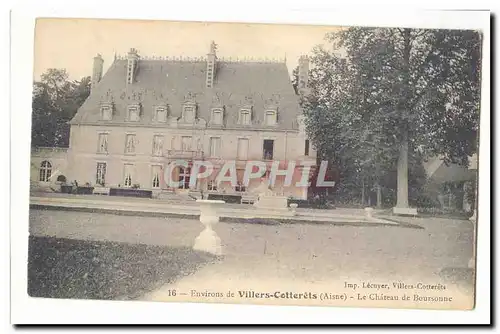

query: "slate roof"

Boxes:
[70, 58, 300, 131]
[424, 156, 476, 183]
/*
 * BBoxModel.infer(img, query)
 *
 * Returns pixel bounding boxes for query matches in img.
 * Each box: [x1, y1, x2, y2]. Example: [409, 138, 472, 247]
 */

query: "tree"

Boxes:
[292, 65, 300, 95]
[32, 82, 58, 147]
[31, 69, 91, 147]
[303, 28, 482, 209]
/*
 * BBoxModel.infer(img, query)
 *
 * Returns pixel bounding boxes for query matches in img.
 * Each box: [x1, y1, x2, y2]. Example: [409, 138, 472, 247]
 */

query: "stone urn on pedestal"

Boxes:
[364, 207, 374, 220]
[193, 199, 226, 256]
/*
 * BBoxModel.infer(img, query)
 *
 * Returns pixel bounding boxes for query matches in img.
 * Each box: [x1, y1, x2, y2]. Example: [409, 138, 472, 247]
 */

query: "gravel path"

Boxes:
[29, 208, 475, 306]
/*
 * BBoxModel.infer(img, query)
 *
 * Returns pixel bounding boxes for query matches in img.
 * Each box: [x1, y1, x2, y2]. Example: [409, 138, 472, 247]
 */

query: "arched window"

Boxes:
[127, 105, 141, 122]
[39, 161, 52, 182]
[207, 180, 218, 192]
[235, 181, 246, 193]
[183, 106, 195, 123]
[211, 108, 223, 125]
[151, 165, 162, 189]
[177, 166, 191, 189]
[239, 109, 251, 125]
[265, 110, 277, 126]
[154, 106, 168, 123]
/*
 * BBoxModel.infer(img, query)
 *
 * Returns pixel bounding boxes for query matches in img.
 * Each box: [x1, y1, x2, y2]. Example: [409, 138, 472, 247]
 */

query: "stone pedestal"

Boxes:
[193, 199, 225, 256]
[254, 195, 289, 211]
[392, 207, 418, 216]
[93, 186, 110, 195]
[365, 207, 374, 219]
[469, 210, 477, 222]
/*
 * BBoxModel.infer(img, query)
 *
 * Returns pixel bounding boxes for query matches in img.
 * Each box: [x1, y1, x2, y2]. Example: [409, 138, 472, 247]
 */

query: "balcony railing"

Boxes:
[31, 147, 69, 156]
[165, 149, 204, 160]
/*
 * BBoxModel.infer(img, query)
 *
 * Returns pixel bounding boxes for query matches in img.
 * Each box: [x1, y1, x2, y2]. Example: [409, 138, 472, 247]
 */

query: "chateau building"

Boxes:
[31, 42, 317, 199]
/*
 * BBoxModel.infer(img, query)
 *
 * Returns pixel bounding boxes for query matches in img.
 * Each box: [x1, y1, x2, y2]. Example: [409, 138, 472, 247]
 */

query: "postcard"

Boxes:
[13, 11, 489, 323]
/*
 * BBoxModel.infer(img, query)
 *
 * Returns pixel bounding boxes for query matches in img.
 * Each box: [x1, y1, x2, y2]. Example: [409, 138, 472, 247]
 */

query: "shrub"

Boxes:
[56, 175, 67, 183]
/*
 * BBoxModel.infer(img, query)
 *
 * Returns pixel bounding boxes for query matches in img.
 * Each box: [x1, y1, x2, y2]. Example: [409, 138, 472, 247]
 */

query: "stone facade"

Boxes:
[32, 42, 317, 199]
[65, 121, 315, 198]
[30, 147, 69, 191]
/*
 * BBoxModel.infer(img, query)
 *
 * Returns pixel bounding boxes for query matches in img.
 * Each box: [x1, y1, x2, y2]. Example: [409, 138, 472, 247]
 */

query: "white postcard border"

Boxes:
[9, 1, 491, 325]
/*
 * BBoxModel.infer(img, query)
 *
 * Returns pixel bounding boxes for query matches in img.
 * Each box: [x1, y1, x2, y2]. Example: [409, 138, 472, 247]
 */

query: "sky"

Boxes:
[33, 18, 341, 81]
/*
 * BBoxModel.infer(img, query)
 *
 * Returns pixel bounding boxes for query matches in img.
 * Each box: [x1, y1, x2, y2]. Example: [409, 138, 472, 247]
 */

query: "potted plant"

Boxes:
[77, 182, 95, 195]
[60, 182, 73, 194]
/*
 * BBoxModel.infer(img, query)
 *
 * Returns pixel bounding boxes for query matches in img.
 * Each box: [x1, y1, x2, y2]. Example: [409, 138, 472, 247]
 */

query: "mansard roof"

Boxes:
[70, 58, 301, 130]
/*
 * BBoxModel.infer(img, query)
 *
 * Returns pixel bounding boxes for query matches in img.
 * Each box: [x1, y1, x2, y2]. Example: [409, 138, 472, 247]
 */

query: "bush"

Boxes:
[412, 194, 440, 208]
[56, 175, 67, 183]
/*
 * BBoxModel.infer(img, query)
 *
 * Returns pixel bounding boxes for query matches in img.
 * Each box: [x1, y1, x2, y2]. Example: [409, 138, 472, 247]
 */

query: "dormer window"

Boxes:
[183, 105, 196, 123]
[210, 108, 223, 126]
[101, 104, 113, 121]
[154, 106, 168, 123]
[265, 110, 278, 126]
[127, 105, 141, 122]
[239, 109, 252, 125]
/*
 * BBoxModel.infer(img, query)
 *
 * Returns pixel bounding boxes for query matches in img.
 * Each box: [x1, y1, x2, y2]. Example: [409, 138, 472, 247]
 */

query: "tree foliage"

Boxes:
[302, 27, 482, 206]
[31, 69, 91, 147]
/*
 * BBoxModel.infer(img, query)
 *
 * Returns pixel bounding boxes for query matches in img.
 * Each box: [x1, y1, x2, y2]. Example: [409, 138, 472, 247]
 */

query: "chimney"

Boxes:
[298, 55, 310, 95]
[206, 41, 217, 88]
[91, 54, 104, 90]
[127, 48, 139, 85]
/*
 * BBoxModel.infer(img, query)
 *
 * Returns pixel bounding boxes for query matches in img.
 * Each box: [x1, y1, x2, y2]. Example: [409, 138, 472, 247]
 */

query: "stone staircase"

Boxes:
[156, 189, 197, 204]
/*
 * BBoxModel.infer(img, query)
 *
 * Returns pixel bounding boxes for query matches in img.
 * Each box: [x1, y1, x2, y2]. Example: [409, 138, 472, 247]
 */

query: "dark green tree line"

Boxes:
[301, 27, 481, 207]
[31, 69, 91, 147]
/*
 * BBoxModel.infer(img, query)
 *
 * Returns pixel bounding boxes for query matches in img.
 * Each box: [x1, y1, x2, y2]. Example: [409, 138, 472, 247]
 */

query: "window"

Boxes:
[125, 134, 136, 154]
[239, 109, 251, 125]
[181, 136, 192, 151]
[177, 166, 191, 189]
[97, 133, 108, 153]
[155, 106, 167, 123]
[211, 109, 223, 125]
[151, 165, 162, 189]
[237, 138, 249, 160]
[101, 105, 112, 121]
[183, 106, 195, 123]
[152, 135, 164, 156]
[209, 137, 221, 157]
[123, 164, 134, 187]
[39, 160, 52, 182]
[305, 139, 310, 156]
[128, 105, 140, 121]
[235, 181, 246, 193]
[96, 162, 106, 186]
[263, 139, 274, 160]
[265, 110, 277, 126]
[207, 180, 218, 192]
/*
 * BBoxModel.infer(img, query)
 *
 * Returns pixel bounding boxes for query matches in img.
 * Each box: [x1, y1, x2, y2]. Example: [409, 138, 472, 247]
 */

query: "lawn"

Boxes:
[28, 236, 218, 300]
